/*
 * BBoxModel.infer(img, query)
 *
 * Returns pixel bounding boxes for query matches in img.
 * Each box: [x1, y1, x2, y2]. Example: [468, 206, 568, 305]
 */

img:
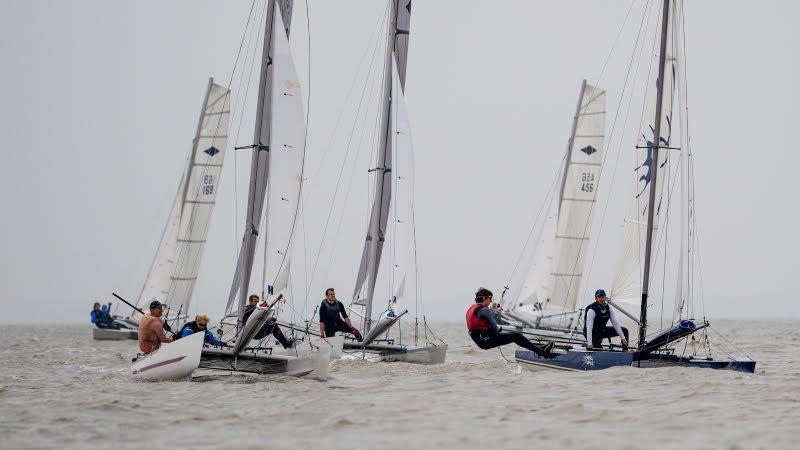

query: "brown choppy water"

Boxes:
[0, 321, 797, 449]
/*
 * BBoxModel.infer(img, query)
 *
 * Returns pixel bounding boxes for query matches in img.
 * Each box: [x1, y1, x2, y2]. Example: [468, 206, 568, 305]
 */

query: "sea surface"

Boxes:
[0, 320, 797, 450]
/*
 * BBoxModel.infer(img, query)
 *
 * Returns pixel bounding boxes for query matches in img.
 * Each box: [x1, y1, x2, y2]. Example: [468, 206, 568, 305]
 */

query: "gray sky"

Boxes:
[1, 1, 798, 324]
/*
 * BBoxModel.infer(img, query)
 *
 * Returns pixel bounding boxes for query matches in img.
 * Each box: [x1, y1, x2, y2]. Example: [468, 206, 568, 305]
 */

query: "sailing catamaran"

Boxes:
[514, 0, 755, 373]
[190, 0, 331, 380]
[325, 0, 446, 364]
[96, 78, 231, 341]
[502, 80, 606, 337]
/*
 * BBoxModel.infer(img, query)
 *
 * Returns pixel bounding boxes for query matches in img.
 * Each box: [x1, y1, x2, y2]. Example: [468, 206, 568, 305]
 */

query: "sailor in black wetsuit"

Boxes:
[319, 288, 363, 341]
[583, 289, 629, 350]
[466, 288, 553, 357]
[242, 294, 294, 349]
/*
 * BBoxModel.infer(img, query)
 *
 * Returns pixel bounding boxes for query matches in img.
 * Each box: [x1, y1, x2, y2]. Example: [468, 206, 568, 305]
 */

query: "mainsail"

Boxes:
[610, 0, 681, 335]
[351, 0, 412, 331]
[136, 79, 231, 317]
[512, 82, 605, 318]
[225, 0, 305, 326]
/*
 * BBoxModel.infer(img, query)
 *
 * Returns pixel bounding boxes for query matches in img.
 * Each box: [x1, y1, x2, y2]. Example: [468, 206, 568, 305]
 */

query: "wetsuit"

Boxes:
[319, 300, 362, 341]
[242, 304, 292, 348]
[467, 304, 551, 357]
[178, 321, 222, 346]
[583, 302, 629, 348]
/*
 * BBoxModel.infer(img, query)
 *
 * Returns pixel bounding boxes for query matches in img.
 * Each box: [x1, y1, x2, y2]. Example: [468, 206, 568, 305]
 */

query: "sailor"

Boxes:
[466, 287, 554, 357]
[90, 302, 120, 329]
[583, 289, 629, 350]
[319, 288, 363, 341]
[242, 294, 294, 349]
[137, 300, 173, 353]
[177, 314, 222, 346]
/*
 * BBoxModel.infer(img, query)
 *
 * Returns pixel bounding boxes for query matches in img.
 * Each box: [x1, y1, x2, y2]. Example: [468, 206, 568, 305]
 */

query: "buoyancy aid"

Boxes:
[175, 321, 203, 340]
[466, 304, 490, 333]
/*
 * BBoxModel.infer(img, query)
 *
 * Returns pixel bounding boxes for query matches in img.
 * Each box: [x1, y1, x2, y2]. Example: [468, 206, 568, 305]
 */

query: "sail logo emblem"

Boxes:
[636, 117, 671, 198]
[204, 146, 220, 157]
[580, 145, 597, 156]
[582, 354, 595, 368]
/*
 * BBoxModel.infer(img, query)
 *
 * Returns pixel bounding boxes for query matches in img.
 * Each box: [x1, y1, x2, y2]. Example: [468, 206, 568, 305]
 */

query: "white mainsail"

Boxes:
[225, 0, 303, 322]
[136, 80, 231, 317]
[511, 82, 605, 321]
[610, 0, 683, 338]
[351, 0, 412, 330]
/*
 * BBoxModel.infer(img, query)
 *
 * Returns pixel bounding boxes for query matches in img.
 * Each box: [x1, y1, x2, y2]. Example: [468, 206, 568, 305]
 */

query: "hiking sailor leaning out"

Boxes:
[242, 294, 294, 349]
[138, 300, 173, 353]
[466, 287, 554, 358]
[584, 289, 629, 350]
[177, 313, 222, 346]
[319, 288, 363, 341]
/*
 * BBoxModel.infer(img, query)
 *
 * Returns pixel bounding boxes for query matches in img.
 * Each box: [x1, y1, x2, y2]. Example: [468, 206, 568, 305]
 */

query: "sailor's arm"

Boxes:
[609, 308, 627, 344]
[476, 308, 500, 333]
[586, 309, 595, 349]
[155, 321, 173, 343]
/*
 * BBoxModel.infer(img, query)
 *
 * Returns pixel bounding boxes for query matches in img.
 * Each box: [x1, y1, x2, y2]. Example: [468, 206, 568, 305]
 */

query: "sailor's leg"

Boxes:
[469, 331, 502, 349]
[338, 319, 362, 341]
[506, 332, 552, 357]
[271, 324, 292, 348]
[591, 330, 604, 348]
[254, 323, 272, 340]
[620, 327, 630, 342]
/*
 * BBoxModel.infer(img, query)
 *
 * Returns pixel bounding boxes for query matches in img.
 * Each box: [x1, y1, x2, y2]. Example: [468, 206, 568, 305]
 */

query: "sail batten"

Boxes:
[136, 79, 231, 317]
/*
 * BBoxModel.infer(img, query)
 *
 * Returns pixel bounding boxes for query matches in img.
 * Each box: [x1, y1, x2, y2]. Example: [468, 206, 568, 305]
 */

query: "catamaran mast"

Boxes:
[352, 0, 411, 332]
[226, 0, 293, 328]
[639, 0, 671, 347]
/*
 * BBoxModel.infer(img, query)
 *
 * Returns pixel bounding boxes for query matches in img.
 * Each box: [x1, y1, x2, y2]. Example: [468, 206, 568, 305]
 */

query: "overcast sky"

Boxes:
[2, 1, 798, 324]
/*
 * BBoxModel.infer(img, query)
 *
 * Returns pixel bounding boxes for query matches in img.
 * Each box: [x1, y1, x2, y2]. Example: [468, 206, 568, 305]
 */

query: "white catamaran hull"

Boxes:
[92, 327, 138, 341]
[343, 342, 447, 365]
[196, 345, 331, 381]
[131, 332, 204, 380]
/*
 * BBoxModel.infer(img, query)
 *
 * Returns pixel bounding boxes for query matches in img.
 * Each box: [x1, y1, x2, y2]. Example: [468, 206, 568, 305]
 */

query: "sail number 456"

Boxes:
[580, 172, 595, 192]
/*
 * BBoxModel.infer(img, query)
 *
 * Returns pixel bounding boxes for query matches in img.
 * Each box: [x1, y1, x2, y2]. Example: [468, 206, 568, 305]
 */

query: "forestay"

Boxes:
[136, 81, 231, 317]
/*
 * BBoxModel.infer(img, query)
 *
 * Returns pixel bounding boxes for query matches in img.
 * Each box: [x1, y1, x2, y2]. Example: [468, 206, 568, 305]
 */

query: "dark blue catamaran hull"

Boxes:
[515, 349, 756, 373]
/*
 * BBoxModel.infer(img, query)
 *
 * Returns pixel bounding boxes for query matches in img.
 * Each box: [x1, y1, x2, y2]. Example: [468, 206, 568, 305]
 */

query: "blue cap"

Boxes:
[149, 300, 163, 309]
[594, 289, 607, 297]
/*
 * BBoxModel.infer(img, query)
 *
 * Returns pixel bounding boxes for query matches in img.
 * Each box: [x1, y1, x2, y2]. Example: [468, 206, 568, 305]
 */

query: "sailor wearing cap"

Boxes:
[583, 289, 629, 350]
[137, 299, 173, 353]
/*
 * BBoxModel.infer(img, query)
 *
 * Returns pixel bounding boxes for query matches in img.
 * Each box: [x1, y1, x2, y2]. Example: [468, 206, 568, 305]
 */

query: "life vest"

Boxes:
[583, 302, 611, 335]
[175, 321, 203, 341]
[466, 304, 490, 333]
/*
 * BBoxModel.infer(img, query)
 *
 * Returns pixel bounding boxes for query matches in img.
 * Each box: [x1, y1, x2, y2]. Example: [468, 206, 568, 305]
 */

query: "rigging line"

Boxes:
[316, 39, 387, 308]
[560, 0, 654, 308]
[152, 2, 261, 314]
[583, 0, 654, 288]
[223, 0, 270, 315]
[306, 49, 383, 319]
[301, 4, 390, 204]
[502, 152, 565, 296]
[226, 0, 258, 255]
[303, 15, 388, 303]
[594, 0, 637, 87]
[299, 0, 312, 318]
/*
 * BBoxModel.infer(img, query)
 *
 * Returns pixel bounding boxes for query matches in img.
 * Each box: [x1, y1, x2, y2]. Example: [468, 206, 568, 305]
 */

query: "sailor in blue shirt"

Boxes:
[177, 314, 222, 346]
